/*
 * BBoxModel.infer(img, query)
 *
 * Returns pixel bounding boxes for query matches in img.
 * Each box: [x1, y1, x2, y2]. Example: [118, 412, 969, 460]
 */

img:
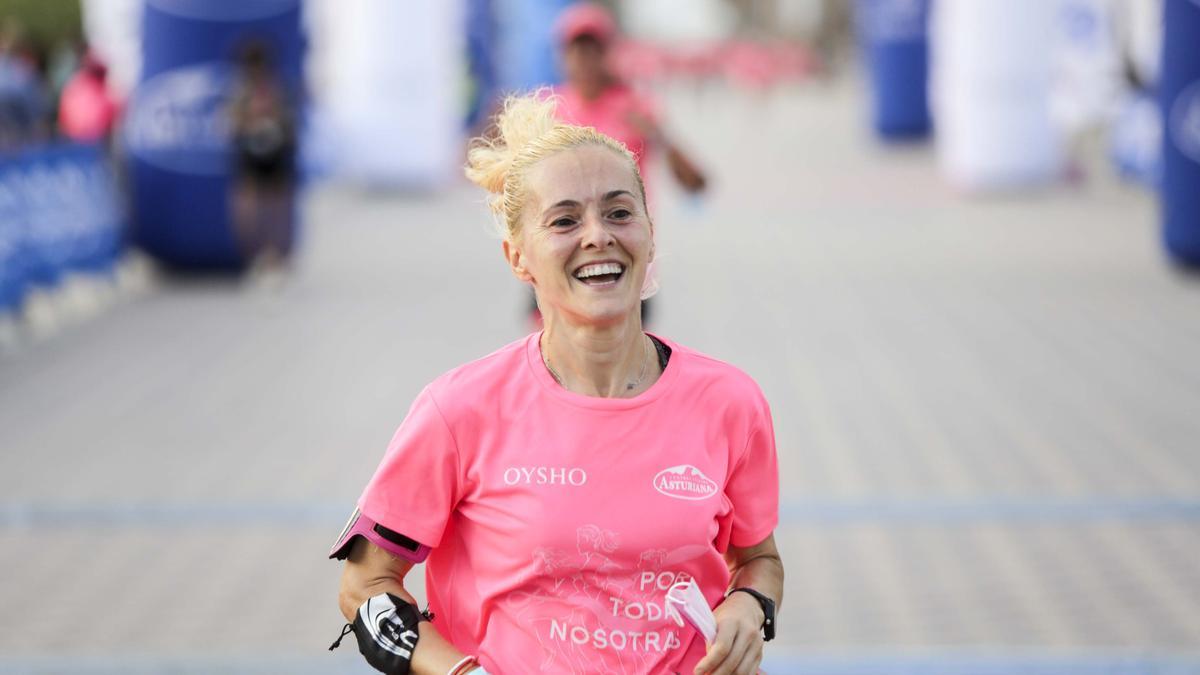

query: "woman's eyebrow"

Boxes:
[545, 199, 580, 214]
[544, 190, 632, 214]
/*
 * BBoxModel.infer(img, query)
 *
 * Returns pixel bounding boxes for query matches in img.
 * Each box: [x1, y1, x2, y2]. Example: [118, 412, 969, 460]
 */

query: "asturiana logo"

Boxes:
[653, 465, 718, 501]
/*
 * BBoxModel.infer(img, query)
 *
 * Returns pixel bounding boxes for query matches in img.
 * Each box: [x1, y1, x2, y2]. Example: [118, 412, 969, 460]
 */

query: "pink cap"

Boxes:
[556, 2, 618, 45]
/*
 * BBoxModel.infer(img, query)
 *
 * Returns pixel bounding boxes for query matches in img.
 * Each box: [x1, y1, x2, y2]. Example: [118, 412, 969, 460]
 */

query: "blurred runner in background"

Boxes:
[229, 39, 297, 281]
[553, 2, 707, 197]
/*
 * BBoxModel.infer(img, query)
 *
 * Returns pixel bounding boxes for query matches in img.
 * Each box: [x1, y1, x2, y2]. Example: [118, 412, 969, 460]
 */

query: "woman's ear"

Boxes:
[502, 239, 533, 283]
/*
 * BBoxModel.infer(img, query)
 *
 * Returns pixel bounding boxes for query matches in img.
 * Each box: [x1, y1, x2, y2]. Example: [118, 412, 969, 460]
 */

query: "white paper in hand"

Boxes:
[664, 579, 717, 643]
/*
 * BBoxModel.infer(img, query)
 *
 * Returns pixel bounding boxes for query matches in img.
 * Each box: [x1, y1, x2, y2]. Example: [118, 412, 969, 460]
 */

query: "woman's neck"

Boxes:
[540, 315, 657, 398]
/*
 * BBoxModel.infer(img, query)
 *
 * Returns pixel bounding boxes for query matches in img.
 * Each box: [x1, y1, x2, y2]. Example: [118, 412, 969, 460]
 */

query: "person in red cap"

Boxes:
[553, 2, 707, 198]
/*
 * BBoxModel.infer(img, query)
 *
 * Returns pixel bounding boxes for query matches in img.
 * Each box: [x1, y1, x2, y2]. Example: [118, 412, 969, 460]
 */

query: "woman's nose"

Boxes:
[580, 211, 614, 249]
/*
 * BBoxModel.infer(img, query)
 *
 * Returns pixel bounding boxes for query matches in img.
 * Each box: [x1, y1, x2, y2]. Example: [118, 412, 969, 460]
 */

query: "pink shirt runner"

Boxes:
[358, 333, 779, 674]
[553, 82, 660, 180]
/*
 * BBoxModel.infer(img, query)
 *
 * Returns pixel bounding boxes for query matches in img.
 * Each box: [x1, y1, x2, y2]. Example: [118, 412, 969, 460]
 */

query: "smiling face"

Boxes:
[504, 144, 652, 328]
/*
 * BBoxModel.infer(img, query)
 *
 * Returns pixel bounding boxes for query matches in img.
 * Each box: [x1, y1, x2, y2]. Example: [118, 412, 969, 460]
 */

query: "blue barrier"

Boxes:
[0, 143, 124, 314]
[1161, 0, 1200, 267]
[855, 0, 932, 140]
[0, 158, 27, 313]
[125, 0, 304, 270]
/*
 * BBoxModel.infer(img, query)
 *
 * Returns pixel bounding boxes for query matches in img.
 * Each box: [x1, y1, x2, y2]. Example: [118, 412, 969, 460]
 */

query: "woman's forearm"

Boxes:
[340, 539, 474, 674]
[726, 538, 784, 609]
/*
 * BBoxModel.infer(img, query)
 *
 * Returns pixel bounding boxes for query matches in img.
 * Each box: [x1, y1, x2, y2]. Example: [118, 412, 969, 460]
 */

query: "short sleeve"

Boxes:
[724, 398, 779, 548]
[358, 387, 461, 549]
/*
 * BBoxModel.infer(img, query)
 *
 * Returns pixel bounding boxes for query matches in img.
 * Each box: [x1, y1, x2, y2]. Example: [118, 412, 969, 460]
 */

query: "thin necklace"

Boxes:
[543, 334, 652, 393]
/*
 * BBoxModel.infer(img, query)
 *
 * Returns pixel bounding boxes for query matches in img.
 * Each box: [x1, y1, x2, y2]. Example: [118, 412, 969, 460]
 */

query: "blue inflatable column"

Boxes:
[495, 0, 573, 90]
[125, 0, 304, 270]
[1162, 0, 1200, 267]
[855, 0, 932, 140]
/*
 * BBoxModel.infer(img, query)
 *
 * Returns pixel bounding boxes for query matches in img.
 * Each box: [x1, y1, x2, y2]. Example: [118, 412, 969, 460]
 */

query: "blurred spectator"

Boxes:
[553, 2, 707, 197]
[228, 39, 297, 277]
[0, 18, 50, 151]
[57, 50, 119, 143]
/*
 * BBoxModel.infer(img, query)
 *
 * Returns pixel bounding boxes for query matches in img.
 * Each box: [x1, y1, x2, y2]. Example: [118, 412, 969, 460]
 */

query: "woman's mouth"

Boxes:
[573, 261, 626, 286]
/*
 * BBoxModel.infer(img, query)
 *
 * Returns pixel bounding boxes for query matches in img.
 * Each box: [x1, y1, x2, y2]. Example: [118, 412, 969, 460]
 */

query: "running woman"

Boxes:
[331, 92, 782, 675]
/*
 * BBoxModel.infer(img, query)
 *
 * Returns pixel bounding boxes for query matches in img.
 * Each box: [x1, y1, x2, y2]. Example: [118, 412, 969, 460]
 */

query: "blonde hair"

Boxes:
[464, 91, 648, 241]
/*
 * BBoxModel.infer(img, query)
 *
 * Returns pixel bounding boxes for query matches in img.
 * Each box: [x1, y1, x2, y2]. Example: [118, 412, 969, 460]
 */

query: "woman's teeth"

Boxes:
[574, 262, 625, 284]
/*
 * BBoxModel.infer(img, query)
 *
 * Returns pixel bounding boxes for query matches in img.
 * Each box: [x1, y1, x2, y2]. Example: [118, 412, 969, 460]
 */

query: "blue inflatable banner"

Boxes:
[0, 144, 125, 313]
[855, 0, 932, 140]
[125, 0, 304, 270]
[1161, 0, 1200, 266]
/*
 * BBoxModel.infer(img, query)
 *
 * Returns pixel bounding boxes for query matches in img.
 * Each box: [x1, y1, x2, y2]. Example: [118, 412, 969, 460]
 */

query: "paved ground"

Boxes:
[2, 77, 1200, 674]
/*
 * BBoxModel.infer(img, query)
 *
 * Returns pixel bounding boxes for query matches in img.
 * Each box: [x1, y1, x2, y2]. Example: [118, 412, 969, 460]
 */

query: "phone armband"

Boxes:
[329, 507, 431, 563]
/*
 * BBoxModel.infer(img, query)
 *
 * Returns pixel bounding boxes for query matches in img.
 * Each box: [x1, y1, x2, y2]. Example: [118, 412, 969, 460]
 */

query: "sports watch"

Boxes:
[726, 587, 776, 641]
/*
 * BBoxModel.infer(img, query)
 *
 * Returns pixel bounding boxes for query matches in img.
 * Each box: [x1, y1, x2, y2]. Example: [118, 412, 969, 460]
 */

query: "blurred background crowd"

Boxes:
[0, 0, 1191, 346]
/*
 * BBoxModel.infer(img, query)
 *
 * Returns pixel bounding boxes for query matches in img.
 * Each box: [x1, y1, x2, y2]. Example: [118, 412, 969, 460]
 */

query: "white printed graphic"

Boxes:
[653, 465, 719, 501]
[508, 526, 704, 673]
[124, 63, 233, 175]
[502, 466, 588, 486]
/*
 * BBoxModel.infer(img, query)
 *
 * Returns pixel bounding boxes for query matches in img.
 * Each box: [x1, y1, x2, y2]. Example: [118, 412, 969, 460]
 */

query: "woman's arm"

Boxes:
[663, 143, 708, 194]
[694, 533, 784, 675]
[339, 538, 477, 674]
[626, 110, 709, 194]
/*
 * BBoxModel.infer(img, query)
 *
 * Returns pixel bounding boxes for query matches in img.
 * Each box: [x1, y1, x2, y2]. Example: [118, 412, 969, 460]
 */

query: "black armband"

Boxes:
[329, 592, 430, 674]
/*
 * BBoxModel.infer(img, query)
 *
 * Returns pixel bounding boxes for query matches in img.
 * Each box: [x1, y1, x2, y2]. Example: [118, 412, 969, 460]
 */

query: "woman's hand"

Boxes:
[692, 590, 764, 675]
[696, 534, 783, 675]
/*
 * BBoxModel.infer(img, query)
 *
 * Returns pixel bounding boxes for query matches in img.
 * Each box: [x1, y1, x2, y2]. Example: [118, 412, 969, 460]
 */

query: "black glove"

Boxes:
[330, 593, 428, 674]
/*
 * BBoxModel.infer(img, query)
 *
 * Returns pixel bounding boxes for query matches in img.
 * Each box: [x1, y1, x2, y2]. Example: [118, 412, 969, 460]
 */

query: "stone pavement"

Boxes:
[2, 78, 1199, 673]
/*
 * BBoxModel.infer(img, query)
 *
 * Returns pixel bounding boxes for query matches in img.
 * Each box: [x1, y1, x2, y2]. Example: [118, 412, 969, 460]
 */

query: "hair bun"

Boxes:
[463, 89, 643, 241]
[465, 91, 560, 201]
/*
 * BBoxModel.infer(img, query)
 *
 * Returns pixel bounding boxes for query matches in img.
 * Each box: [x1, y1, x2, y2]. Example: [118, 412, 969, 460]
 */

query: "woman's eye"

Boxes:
[609, 209, 632, 220]
[551, 217, 576, 228]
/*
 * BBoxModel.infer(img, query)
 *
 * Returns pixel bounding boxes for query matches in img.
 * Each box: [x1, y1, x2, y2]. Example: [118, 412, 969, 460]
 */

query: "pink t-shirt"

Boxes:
[358, 333, 779, 675]
[553, 82, 660, 180]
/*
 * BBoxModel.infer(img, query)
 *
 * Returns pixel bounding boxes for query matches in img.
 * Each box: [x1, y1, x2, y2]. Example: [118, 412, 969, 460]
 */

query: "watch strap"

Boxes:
[726, 587, 776, 641]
